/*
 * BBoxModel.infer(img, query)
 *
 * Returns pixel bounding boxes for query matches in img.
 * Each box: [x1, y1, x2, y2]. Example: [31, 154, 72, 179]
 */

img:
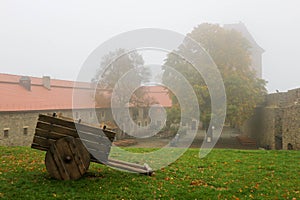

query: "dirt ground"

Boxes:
[115, 128, 257, 150]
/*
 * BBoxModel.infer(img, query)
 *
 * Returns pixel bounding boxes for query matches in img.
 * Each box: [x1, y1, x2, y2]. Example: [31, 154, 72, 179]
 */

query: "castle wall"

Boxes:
[265, 92, 287, 107]
[282, 105, 300, 150]
[243, 107, 283, 149]
[243, 88, 300, 150]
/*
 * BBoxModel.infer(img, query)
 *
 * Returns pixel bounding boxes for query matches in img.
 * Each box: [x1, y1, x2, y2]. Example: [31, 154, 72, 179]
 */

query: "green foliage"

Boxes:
[94, 48, 149, 89]
[93, 48, 151, 107]
[163, 23, 267, 128]
[0, 147, 299, 199]
[166, 106, 180, 128]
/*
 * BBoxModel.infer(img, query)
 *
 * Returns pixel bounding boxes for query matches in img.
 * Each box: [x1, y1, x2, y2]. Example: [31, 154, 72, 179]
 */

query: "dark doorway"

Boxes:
[287, 143, 293, 150]
[275, 135, 283, 150]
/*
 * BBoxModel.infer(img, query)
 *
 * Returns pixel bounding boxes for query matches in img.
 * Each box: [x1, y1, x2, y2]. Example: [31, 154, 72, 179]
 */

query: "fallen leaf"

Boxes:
[190, 180, 207, 186]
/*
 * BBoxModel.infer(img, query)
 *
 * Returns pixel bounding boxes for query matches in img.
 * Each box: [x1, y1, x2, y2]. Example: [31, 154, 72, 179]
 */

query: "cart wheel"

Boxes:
[45, 136, 90, 180]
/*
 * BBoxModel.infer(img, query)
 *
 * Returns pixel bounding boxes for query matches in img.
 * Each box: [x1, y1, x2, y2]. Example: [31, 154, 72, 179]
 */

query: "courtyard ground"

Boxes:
[116, 127, 257, 150]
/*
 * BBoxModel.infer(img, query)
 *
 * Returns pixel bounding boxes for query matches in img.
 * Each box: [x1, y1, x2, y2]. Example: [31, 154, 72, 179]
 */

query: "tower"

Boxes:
[224, 22, 264, 78]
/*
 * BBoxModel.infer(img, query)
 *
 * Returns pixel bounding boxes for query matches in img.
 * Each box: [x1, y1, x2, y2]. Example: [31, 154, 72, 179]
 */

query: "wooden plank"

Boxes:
[76, 124, 115, 142]
[35, 128, 73, 141]
[78, 130, 110, 143]
[83, 140, 110, 152]
[31, 143, 48, 151]
[37, 114, 116, 142]
[38, 114, 77, 130]
[32, 136, 55, 149]
[35, 128, 112, 146]
[36, 122, 78, 138]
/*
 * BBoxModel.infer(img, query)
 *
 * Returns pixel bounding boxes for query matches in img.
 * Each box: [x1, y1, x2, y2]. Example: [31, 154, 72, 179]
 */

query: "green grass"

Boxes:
[0, 147, 299, 200]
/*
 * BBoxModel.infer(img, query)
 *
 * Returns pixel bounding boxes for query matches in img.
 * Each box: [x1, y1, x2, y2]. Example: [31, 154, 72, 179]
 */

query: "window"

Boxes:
[137, 121, 141, 126]
[144, 121, 148, 126]
[3, 128, 9, 138]
[23, 126, 28, 135]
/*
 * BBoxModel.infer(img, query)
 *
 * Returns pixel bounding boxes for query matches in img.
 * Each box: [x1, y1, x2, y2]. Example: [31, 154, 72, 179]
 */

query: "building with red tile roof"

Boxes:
[0, 73, 172, 146]
[0, 73, 96, 112]
[0, 73, 171, 112]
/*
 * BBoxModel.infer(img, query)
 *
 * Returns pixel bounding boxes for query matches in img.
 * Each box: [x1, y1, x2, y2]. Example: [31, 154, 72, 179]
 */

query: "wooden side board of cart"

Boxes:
[31, 114, 153, 180]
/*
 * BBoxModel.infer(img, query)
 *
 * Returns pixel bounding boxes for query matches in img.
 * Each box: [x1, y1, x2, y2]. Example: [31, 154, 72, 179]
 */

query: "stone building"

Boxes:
[243, 88, 300, 150]
[0, 73, 171, 146]
[224, 22, 264, 78]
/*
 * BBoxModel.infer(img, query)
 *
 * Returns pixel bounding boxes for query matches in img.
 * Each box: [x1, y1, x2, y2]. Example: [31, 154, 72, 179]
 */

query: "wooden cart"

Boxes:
[31, 114, 152, 180]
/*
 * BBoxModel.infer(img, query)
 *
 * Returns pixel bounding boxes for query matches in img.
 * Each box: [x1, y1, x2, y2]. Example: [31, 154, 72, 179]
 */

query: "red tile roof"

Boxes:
[0, 73, 95, 111]
[0, 73, 171, 112]
[138, 86, 172, 107]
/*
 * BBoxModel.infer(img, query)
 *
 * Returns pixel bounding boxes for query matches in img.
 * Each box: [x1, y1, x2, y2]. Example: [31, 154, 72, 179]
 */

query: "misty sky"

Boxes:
[0, 0, 299, 92]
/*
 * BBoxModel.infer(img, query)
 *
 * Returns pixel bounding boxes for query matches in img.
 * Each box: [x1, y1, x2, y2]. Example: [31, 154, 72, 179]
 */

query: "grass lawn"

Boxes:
[0, 146, 299, 199]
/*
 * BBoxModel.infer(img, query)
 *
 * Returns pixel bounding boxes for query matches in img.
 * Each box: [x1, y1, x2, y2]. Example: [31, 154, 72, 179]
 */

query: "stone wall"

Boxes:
[243, 88, 300, 150]
[285, 88, 300, 106]
[0, 106, 156, 146]
[243, 107, 283, 149]
[265, 92, 287, 107]
[282, 105, 300, 150]
[0, 111, 39, 146]
[258, 108, 276, 149]
[0, 109, 103, 146]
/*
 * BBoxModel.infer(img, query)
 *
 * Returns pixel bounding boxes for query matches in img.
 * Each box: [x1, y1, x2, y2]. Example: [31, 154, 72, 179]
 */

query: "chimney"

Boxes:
[42, 76, 51, 90]
[19, 76, 31, 91]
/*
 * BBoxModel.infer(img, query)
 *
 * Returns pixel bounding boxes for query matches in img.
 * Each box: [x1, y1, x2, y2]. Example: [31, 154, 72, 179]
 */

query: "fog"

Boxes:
[0, 0, 299, 92]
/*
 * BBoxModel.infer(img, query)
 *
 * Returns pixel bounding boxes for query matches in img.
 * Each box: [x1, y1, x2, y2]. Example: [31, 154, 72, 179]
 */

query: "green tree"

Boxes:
[93, 48, 151, 107]
[163, 23, 267, 128]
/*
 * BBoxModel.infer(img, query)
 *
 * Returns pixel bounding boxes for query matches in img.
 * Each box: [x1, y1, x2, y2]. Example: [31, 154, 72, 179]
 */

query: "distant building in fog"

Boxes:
[224, 22, 264, 78]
